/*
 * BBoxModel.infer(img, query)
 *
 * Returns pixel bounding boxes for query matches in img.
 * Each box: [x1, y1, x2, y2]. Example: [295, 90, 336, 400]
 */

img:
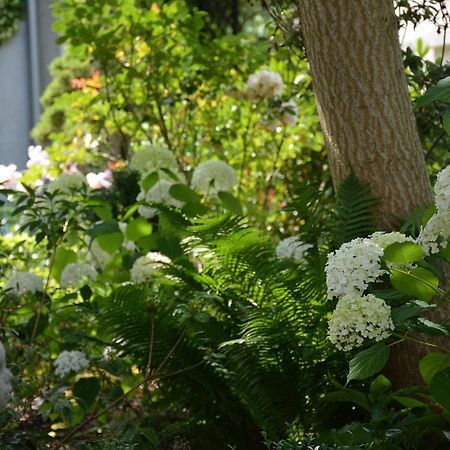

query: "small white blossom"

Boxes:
[26, 145, 50, 169]
[328, 293, 394, 351]
[5, 271, 44, 296]
[86, 170, 112, 189]
[137, 180, 184, 219]
[369, 231, 415, 249]
[191, 160, 237, 198]
[280, 99, 298, 126]
[434, 165, 450, 213]
[0, 341, 13, 408]
[60, 263, 97, 289]
[47, 173, 86, 194]
[244, 70, 284, 100]
[0, 164, 22, 190]
[130, 144, 181, 180]
[276, 237, 312, 264]
[325, 237, 385, 299]
[53, 350, 89, 377]
[419, 211, 450, 254]
[130, 252, 171, 283]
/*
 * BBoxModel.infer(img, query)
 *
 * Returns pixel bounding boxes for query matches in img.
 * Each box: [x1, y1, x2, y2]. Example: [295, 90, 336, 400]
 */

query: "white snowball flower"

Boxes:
[244, 70, 284, 100]
[0, 341, 13, 408]
[280, 99, 298, 126]
[419, 211, 450, 255]
[369, 231, 415, 249]
[86, 170, 112, 190]
[276, 237, 312, 264]
[328, 293, 394, 351]
[130, 252, 171, 283]
[47, 173, 86, 194]
[0, 164, 22, 190]
[130, 143, 181, 180]
[54, 350, 89, 377]
[325, 237, 385, 299]
[137, 180, 184, 219]
[60, 263, 97, 289]
[434, 165, 450, 213]
[191, 160, 237, 198]
[5, 271, 44, 296]
[26, 145, 50, 169]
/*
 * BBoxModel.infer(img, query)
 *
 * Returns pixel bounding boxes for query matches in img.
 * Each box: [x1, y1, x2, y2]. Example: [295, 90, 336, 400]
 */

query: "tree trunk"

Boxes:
[297, 0, 433, 230]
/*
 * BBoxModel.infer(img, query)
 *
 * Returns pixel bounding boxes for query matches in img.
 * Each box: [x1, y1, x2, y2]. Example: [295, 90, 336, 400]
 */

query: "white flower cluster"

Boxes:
[369, 231, 415, 249]
[130, 252, 171, 283]
[419, 166, 450, 254]
[137, 179, 184, 219]
[26, 145, 50, 169]
[47, 173, 87, 194]
[5, 271, 44, 296]
[60, 263, 97, 289]
[276, 237, 312, 264]
[86, 169, 112, 190]
[53, 350, 89, 377]
[244, 70, 284, 100]
[328, 293, 394, 351]
[0, 164, 22, 190]
[325, 238, 385, 299]
[0, 341, 13, 408]
[191, 160, 237, 198]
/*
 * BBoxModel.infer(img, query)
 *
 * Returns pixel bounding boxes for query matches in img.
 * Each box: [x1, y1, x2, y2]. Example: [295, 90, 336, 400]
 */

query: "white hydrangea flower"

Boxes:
[191, 160, 237, 198]
[0, 341, 13, 408]
[276, 237, 312, 264]
[60, 263, 97, 289]
[369, 231, 415, 249]
[328, 293, 394, 351]
[434, 165, 450, 213]
[280, 99, 298, 126]
[244, 70, 284, 100]
[5, 271, 44, 296]
[137, 180, 184, 219]
[86, 170, 112, 190]
[130, 252, 171, 283]
[53, 350, 89, 377]
[419, 211, 450, 254]
[325, 238, 385, 299]
[47, 173, 87, 194]
[130, 143, 181, 180]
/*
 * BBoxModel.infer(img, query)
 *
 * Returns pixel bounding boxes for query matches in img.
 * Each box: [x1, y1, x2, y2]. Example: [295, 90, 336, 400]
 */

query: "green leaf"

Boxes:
[169, 184, 200, 203]
[419, 352, 450, 384]
[391, 395, 427, 409]
[86, 199, 113, 220]
[141, 171, 159, 192]
[181, 201, 209, 217]
[370, 375, 392, 398]
[87, 220, 120, 237]
[126, 218, 152, 242]
[347, 343, 390, 383]
[443, 111, 450, 136]
[96, 231, 124, 254]
[217, 191, 243, 215]
[411, 317, 450, 336]
[390, 267, 439, 302]
[430, 368, 450, 411]
[73, 377, 100, 410]
[384, 242, 425, 265]
[51, 249, 77, 282]
[391, 300, 436, 325]
[416, 76, 450, 106]
[324, 389, 370, 411]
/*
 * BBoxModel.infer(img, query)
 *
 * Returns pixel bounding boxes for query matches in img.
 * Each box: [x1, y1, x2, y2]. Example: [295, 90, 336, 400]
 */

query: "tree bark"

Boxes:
[297, 0, 433, 230]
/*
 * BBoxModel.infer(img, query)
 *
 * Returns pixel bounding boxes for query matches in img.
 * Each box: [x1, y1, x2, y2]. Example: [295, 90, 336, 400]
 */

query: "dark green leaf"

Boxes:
[217, 191, 243, 215]
[430, 368, 450, 411]
[169, 184, 200, 203]
[420, 352, 450, 384]
[416, 76, 450, 106]
[73, 377, 100, 410]
[87, 220, 120, 237]
[347, 343, 390, 383]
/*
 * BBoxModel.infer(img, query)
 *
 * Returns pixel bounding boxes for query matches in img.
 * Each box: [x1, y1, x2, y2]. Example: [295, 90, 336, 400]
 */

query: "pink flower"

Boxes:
[26, 145, 50, 169]
[86, 170, 112, 189]
[0, 164, 22, 190]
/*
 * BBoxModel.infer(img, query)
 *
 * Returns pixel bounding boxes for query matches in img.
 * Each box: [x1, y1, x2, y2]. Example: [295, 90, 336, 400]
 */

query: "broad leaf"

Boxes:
[430, 368, 450, 411]
[384, 242, 425, 265]
[347, 343, 390, 383]
[218, 191, 243, 215]
[126, 218, 152, 242]
[51, 248, 77, 281]
[169, 184, 200, 203]
[416, 76, 450, 106]
[420, 352, 450, 384]
[87, 220, 120, 237]
[73, 377, 100, 410]
[96, 231, 124, 254]
[390, 267, 439, 302]
[391, 300, 436, 325]
[141, 171, 159, 192]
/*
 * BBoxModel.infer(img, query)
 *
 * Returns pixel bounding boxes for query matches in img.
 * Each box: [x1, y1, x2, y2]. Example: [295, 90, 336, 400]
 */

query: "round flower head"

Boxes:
[369, 231, 415, 249]
[5, 271, 44, 296]
[47, 173, 86, 194]
[325, 237, 385, 299]
[434, 165, 450, 213]
[130, 143, 181, 180]
[244, 70, 284, 100]
[54, 350, 89, 377]
[0, 341, 12, 408]
[328, 293, 394, 351]
[191, 160, 237, 198]
[137, 180, 184, 219]
[280, 99, 298, 126]
[419, 211, 450, 255]
[276, 237, 312, 264]
[130, 252, 171, 284]
[0, 164, 22, 190]
[60, 263, 97, 289]
[86, 170, 112, 190]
